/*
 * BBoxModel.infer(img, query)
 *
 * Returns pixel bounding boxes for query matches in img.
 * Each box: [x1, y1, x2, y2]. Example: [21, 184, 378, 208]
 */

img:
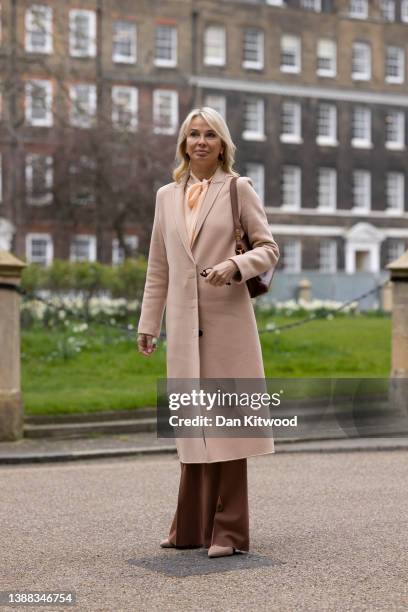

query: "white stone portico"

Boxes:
[344, 222, 385, 274]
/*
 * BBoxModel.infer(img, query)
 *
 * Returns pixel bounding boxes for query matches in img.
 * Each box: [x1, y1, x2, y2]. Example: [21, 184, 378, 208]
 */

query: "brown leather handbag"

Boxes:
[229, 176, 276, 298]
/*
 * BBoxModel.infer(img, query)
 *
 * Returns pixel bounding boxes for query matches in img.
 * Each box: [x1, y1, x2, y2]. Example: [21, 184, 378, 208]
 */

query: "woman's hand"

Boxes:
[137, 333, 158, 357]
[205, 260, 239, 287]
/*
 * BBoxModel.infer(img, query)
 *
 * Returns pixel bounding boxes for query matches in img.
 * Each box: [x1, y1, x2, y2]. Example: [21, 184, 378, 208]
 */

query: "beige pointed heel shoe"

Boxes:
[160, 538, 176, 548]
[208, 545, 235, 558]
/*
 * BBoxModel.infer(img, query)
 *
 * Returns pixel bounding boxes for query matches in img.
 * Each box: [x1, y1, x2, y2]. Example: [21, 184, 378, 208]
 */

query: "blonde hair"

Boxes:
[172, 107, 240, 183]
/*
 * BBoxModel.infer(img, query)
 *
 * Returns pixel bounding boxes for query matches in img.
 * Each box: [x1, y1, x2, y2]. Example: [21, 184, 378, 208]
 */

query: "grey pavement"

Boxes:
[1, 450, 408, 611]
[1, 430, 408, 464]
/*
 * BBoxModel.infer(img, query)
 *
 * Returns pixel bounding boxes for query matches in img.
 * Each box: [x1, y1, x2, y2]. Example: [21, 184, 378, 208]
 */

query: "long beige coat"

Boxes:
[138, 165, 280, 463]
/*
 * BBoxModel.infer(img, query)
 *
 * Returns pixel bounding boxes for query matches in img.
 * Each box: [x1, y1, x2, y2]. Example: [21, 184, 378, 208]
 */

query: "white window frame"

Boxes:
[112, 86, 138, 131]
[242, 98, 265, 141]
[25, 154, 53, 205]
[69, 9, 96, 58]
[70, 235, 97, 262]
[266, 0, 284, 5]
[387, 240, 406, 264]
[112, 21, 137, 64]
[402, 0, 408, 22]
[153, 89, 179, 135]
[112, 236, 139, 265]
[203, 94, 226, 119]
[301, 0, 321, 11]
[243, 28, 264, 70]
[352, 42, 371, 81]
[385, 111, 405, 150]
[280, 34, 301, 74]
[349, 0, 368, 19]
[352, 170, 371, 213]
[204, 25, 226, 67]
[380, 0, 396, 21]
[351, 106, 372, 149]
[26, 233, 53, 266]
[281, 166, 301, 210]
[245, 163, 265, 203]
[69, 84, 97, 129]
[316, 103, 338, 146]
[385, 46, 404, 84]
[154, 25, 177, 68]
[317, 39, 337, 78]
[283, 239, 302, 273]
[386, 172, 405, 215]
[317, 167, 337, 212]
[25, 80, 53, 127]
[280, 100, 302, 144]
[25, 5, 53, 54]
[319, 239, 337, 273]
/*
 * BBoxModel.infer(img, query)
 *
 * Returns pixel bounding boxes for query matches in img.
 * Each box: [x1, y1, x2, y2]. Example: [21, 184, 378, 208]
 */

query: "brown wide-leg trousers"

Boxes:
[167, 458, 249, 551]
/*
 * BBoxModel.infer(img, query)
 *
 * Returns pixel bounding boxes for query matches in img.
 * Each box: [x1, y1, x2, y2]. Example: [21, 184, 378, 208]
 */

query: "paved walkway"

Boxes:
[1, 450, 407, 611]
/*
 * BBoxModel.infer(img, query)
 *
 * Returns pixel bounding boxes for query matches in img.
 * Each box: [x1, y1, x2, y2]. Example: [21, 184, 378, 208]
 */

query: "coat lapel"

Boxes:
[173, 166, 230, 262]
[191, 167, 229, 249]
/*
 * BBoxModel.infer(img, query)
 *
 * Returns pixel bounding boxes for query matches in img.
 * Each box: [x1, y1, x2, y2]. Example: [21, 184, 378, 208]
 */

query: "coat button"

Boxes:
[199, 329, 203, 337]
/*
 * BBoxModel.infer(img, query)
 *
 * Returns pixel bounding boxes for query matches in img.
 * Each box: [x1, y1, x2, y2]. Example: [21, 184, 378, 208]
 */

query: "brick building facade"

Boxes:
[0, 0, 407, 275]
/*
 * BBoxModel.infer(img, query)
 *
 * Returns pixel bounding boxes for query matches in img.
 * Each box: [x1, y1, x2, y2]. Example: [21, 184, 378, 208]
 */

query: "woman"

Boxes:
[137, 107, 280, 558]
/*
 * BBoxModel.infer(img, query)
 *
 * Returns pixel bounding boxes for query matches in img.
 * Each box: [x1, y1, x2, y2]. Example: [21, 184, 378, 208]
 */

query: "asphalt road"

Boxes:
[1, 450, 407, 612]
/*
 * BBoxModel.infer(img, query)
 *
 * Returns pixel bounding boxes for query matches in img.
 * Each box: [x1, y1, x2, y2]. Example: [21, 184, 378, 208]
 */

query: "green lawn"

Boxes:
[21, 314, 391, 416]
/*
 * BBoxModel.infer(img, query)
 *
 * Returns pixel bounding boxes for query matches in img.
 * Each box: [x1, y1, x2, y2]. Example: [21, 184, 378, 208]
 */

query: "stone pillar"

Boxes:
[386, 251, 408, 416]
[380, 280, 393, 312]
[297, 278, 312, 303]
[0, 251, 26, 441]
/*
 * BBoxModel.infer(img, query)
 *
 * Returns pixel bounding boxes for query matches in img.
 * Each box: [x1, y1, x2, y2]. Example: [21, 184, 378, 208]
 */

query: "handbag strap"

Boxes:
[230, 177, 246, 254]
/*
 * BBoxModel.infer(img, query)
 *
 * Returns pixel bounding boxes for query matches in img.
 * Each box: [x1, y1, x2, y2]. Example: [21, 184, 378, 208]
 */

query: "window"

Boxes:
[317, 39, 336, 77]
[387, 240, 406, 263]
[280, 101, 302, 143]
[70, 156, 96, 205]
[25, 80, 53, 127]
[204, 25, 226, 66]
[352, 42, 371, 80]
[25, 5, 52, 54]
[318, 168, 337, 211]
[154, 25, 177, 67]
[112, 236, 139, 265]
[266, 0, 284, 5]
[352, 170, 371, 212]
[242, 98, 265, 141]
[301, 0, 321, 10]
[25, 154, 53, 205]
[112, 86, 138, 131]
[281, 166, 301, 209]
[203, 94, 226, 118]
[69, 84, 97, 128]
[69, 10, 96, 58]
[386, 172, 404, 214]
[283, 239, 301, 273]
[280, 35, 301, 73]
[243, 29, 264, 70]
[380, 0, 395, 21]
[402, 1, 408, 22]
[153, 90, 178, 135]
[319, 239, 337, 273]
[385, 111, 405, 149]
[26, 233, 53, 266]
[385, 47, 404, 84]
[245, 163, 265, 202]
[113, 21, 136, 64]
[317, 103, 337, 145]
[70, 235, 97, 262]
[352, 106, 372, 148]
[349, 0, 368, 18]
